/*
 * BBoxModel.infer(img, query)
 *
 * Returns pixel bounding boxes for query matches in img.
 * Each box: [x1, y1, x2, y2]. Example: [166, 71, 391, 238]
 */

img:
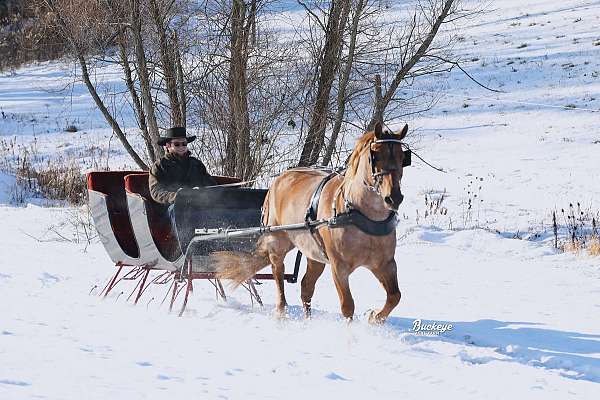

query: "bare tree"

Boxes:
[366, 0, 458, 130]
[117, 26, 155, 162]
[322, 0, 366, 166]
[42, 0, 206, 167]
[296, 0, 470, 167]
[42, 0, 149, 169]
[148, 0, 185, 126]
[40, 0, 473, 175]
[190, 0, 305, 179]
[128, 0, 163, 159]
[224, 0, 254, 178]
[297, 0, 351, 167]
[174, 31, 187, 124]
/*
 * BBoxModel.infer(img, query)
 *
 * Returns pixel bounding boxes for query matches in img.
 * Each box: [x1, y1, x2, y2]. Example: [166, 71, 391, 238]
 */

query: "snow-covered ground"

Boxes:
[1, 0, 600, 399]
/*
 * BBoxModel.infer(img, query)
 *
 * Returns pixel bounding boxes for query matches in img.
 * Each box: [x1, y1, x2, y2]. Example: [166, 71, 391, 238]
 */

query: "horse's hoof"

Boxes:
[303, 304, 311, 319]
[274, 307, 288, 320]
[367, 309, 385, 325]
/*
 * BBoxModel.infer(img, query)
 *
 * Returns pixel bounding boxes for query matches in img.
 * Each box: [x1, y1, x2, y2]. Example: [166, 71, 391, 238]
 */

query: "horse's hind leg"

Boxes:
[368, 259, 401, 324]
[301, 258, 325, 318]
[269, 251, 290, 318]
[259, 232, 293, 318]
[331, 263, 355, 320]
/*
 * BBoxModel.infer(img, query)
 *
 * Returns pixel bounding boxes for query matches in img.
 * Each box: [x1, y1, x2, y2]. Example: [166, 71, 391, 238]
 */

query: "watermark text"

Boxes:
[411, 319, 453, 336]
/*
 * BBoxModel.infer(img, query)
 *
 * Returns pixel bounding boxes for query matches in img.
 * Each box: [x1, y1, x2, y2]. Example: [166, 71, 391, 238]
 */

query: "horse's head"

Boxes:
[366, 122, 410, 211]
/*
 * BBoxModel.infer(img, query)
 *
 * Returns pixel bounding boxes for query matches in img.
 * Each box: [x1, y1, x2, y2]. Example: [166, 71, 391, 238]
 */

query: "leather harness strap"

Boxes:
[305, 172, 337, 262]
[329, 208, 398, 236]
[306, 172, 336, 222]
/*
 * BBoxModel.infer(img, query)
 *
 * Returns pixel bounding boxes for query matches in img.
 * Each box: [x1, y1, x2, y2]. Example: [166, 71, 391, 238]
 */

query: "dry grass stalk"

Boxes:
[588, 236, 600, 256]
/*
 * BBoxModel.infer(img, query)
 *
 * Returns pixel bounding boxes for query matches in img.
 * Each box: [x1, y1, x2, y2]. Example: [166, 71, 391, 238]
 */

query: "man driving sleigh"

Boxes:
[149, 127, 217, 225]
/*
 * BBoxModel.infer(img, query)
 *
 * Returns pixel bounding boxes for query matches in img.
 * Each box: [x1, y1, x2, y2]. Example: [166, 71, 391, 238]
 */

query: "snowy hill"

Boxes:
[1, 0, 600, 399]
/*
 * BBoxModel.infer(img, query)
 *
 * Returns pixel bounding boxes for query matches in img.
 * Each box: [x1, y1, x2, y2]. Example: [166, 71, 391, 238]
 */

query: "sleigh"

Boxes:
[87, 170, 299, 315]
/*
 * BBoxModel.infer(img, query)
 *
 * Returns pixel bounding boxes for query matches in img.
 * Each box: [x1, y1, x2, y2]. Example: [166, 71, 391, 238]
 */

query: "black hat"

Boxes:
[157, 127, 197, 146]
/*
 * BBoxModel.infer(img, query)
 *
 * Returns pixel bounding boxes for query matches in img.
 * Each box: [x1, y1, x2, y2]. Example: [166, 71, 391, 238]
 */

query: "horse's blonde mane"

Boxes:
[345, 131, 376, 182]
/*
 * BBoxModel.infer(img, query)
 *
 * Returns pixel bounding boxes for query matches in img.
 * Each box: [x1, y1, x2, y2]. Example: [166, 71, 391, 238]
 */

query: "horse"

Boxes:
[213, 122, 410, 323]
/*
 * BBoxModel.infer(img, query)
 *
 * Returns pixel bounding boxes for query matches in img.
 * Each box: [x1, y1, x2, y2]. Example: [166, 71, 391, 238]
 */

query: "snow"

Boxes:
[1, 206, 599, 399]
[0, 171, 16, 204]
[1, 0, 600, 398]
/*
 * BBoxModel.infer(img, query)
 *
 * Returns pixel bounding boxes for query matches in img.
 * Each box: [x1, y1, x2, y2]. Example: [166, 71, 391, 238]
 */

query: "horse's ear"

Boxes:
[374, 122, 383, 139]
[398, 124, 408, 140]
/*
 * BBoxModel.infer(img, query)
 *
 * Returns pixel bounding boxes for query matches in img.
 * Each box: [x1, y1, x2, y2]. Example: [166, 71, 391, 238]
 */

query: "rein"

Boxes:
[409, 148, 446, 173]
[209, 144, 443, 191]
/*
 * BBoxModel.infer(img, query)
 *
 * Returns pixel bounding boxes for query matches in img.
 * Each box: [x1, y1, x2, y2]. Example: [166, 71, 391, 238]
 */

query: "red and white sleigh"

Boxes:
[87, 171, 299, 315]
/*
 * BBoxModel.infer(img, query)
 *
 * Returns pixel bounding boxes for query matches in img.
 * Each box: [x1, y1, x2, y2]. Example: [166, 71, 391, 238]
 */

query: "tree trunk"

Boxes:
[118, 29, 155, 163]
[130, 0, 163, 159]
[149, 0, 184, 127]
[225, 0, 252, 179]
[174, 31, 187, 126]
[78, 54, 148, 170]
[371, 74, 384, 129]
[298, 0, 350, 167]
[323, 0, 365, 166]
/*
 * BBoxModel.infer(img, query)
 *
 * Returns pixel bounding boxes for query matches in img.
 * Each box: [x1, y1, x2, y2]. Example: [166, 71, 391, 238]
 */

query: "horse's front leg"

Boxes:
[331, 262, 355, 321]
[301, 258, 325, 318]
[368, 259, 401, 324]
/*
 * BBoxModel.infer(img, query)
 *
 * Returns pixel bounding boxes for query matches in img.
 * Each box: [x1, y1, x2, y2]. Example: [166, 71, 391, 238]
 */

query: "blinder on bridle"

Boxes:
[369, 138, 412, 178]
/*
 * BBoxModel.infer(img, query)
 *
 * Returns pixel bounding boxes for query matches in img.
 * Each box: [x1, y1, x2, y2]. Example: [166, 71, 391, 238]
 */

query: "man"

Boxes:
[149, 127, 217, 229]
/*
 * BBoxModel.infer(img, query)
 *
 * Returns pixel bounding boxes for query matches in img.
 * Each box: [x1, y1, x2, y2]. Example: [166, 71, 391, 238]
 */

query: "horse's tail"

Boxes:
[213, 240, 270, 288]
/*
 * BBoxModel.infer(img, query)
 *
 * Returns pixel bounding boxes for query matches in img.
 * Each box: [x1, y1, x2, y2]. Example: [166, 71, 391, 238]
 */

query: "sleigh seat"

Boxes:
[87, 171, 142, 266]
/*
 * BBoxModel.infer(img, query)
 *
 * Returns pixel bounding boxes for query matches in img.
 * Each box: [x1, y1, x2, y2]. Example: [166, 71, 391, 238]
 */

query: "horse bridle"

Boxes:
[366, 138, 412, 193]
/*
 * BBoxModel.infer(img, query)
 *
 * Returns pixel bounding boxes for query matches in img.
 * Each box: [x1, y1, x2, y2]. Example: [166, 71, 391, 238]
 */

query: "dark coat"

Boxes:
[149, 152, 217, 204]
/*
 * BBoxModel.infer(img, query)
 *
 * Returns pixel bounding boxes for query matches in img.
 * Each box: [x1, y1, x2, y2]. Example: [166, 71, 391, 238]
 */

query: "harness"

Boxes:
[300, 135, 414, 257]
[305, 172, 399, 235]
[302, 168, 401, 261]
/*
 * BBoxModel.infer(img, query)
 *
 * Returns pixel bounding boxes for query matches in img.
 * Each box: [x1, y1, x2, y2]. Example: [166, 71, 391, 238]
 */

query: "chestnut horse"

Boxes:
[214, 123, 409, 323]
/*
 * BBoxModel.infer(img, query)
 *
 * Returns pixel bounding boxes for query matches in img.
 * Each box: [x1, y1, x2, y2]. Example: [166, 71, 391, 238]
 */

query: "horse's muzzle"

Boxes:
[384, 191, 404, 210]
